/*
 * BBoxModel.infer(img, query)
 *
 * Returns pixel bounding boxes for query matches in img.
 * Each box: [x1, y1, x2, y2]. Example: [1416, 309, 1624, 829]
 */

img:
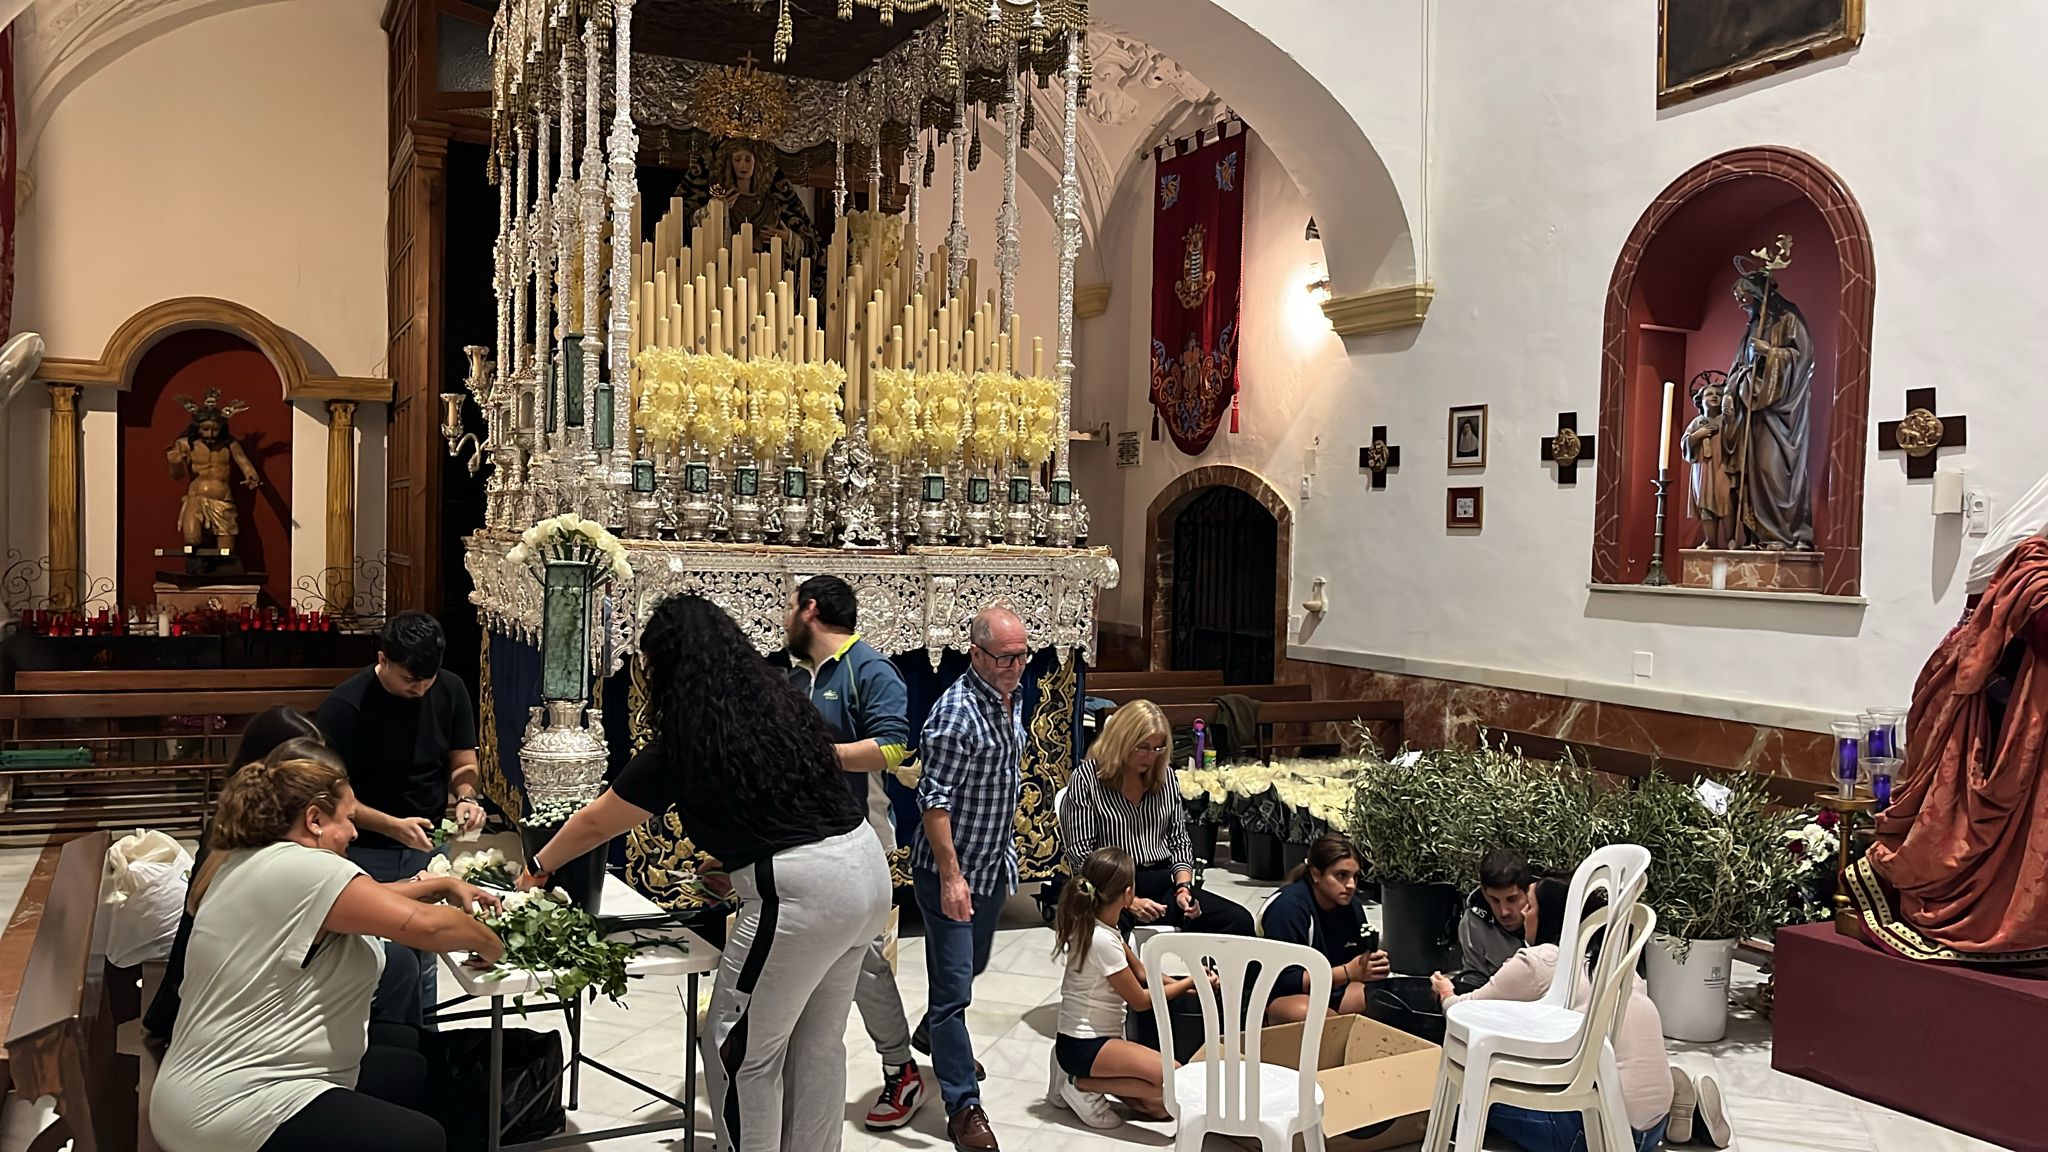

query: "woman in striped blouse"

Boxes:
[1059, 701, 1256, 937]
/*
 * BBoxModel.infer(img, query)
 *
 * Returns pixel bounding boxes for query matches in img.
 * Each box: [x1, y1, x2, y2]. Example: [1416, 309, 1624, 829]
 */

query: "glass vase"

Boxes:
[540, 557, 595, 703]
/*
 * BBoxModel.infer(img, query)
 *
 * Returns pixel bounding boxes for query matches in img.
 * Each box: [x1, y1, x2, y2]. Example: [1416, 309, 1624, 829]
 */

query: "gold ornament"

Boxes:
[690, 55, 794, 143]
[1894, 408, 1944, 457]
[1552, 427, 1583, 467]
[1365, 440, 1391, 473]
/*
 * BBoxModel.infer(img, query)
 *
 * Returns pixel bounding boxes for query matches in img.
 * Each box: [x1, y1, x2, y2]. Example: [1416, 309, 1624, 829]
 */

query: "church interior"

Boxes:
[0, 1, 2042, 1150]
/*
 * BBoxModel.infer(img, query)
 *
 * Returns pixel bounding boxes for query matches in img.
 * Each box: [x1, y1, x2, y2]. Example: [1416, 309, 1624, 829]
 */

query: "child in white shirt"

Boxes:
[1048, 847, 1209, 1129]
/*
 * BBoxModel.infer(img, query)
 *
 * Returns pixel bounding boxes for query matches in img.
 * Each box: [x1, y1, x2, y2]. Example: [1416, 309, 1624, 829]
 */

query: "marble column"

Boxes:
[324, 400, 357, 613]
[46, 384, 81, 610]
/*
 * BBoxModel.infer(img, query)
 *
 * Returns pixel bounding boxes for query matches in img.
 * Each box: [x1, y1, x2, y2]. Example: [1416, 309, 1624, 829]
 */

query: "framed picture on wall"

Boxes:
[1658, 0, 1864, 108]
[1447, 404, 1488, 469]
[1446, 487, 1484, 531]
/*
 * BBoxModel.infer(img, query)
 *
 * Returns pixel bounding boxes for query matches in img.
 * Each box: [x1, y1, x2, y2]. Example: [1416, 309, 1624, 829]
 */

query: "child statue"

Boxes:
[1681, 375, 1736, 550]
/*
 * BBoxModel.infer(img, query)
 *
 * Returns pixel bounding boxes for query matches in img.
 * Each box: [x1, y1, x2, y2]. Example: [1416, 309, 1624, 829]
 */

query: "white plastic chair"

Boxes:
[1539, 845, 1651, 1011]
[1422, 900, 1658, 1152]
[1143, 932, 1330, 1152]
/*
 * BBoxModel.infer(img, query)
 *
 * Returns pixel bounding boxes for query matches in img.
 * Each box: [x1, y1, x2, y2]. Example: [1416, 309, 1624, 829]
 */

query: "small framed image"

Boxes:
[921, 473, 947, 502]
[1446, 486, 1484, 530]
[1448, 404, 1488, 468]
[968, 476, 992, 505]
[684, 462, 711, 494]
[734, 466, 760, 498]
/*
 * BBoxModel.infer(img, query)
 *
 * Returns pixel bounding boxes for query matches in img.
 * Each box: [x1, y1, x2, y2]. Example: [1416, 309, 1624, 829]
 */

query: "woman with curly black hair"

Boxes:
[520, 593, 891, 1152]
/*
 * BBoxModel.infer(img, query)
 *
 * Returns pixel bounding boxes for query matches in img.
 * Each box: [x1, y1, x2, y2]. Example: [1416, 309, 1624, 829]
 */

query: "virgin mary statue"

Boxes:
[690, 139, 820, 270]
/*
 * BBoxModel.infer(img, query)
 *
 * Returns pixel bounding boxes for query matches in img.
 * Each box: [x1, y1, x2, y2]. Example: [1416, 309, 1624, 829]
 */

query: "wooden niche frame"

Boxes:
[1590, 146, 1874, 597]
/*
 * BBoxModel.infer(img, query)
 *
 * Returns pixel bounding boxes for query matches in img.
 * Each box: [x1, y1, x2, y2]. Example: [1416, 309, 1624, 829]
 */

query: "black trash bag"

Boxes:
[427, 1027, 567, 1152]
[1366, 975, 1447, 1046]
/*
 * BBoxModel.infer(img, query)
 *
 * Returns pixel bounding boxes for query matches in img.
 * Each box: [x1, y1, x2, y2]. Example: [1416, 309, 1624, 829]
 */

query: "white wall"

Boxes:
[1100, 1, 2048, 729]
[6, 0, 388, 599]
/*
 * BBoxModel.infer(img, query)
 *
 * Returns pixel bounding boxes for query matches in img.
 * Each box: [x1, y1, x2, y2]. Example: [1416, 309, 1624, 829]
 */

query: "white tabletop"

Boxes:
[441, 873, 721, 1000]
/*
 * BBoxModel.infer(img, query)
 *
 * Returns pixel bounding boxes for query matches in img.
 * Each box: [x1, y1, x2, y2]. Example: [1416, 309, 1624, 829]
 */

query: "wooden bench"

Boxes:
[2, 831, 140, 1151]
[0, 668, 354, 842]
[1084, 669, 1226, 691]
[1157, 698, 1405, 762]
[1088, 683, 1313, 707]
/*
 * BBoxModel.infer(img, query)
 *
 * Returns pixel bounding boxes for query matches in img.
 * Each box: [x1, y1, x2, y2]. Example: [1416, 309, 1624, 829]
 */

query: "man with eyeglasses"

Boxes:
[911, 606, 1031, 1152]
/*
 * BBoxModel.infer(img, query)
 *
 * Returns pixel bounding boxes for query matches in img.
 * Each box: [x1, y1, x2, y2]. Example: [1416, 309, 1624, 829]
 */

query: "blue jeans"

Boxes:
[348, 844, 438, 1025]
[1488, 1104, 1668, 1152]
[913, 867, 1007, 1114]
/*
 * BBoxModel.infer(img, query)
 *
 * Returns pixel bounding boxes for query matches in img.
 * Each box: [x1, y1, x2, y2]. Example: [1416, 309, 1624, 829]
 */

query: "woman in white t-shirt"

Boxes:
[150, 746, 507, 1152]
[1047, 847, 1212, 1130]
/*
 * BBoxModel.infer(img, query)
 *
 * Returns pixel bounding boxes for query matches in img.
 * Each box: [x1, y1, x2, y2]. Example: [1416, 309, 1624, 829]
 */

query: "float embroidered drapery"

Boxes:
[2, 26, 16, 339]
[1148, 130, 1246, 456]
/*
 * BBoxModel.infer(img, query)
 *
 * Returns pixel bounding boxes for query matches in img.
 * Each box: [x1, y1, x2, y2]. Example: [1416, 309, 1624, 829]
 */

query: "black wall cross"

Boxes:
[1877, 387, 1967, 480]
[1358, 426, 1401, 489]
[1541, 412, 1595, 484]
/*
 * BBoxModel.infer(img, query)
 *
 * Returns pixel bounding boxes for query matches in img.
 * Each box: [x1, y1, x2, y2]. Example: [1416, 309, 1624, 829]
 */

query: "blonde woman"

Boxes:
[1059, 700, 1255, 937]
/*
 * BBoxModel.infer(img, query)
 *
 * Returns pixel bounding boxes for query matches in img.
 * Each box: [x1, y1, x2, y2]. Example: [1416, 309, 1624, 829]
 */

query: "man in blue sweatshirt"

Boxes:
[785, 575, 922, 1129]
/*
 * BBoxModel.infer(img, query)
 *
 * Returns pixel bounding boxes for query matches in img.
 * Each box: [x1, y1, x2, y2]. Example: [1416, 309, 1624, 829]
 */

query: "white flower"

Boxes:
[427, 855, 455, 876]
[551, 886, 572, 903]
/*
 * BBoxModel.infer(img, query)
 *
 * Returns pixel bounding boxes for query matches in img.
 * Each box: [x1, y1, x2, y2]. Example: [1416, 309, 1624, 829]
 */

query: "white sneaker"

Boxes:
[1667, 1066, 1697, 1144]
[1047, 1048, 1124, 1129]
[1696, 1073, 1732, 1148]
[1058, 1077, 1125, 1130]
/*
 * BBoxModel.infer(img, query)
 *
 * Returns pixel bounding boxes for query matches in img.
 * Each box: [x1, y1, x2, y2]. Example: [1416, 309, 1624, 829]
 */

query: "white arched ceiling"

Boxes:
[15, 0, 301, 168]
[1092, 0, 1419, 294]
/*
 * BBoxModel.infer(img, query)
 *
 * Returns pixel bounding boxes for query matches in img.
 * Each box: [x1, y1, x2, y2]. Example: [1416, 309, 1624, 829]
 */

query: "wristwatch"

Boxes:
[527, 848, 550, 878]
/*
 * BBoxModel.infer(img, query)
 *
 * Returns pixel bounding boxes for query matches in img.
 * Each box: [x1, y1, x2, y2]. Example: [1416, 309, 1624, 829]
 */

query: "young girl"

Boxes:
[1048, 847, 1207, 1129]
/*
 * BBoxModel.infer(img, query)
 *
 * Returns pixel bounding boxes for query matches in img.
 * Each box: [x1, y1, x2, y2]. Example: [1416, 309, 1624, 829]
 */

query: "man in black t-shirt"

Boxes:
[318, 611, 482, 1019]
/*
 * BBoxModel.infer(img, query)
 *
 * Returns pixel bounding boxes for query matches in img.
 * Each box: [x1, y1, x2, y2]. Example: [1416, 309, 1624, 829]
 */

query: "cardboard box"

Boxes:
[1194, 1014, 1440, 1152]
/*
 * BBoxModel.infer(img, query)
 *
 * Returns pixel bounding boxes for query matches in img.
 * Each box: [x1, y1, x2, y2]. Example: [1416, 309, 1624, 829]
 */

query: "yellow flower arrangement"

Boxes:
[685, 353, 743, 457]
[869, 367, 920, 463]
[633, 347, 693, 456]
[915, 369, 970, 466]
[791, 361, 847, 465]
[1012, 375, 1061, 466]
[968, 371, 1017, 469]
[845, 210, 904, 277]
[739, 360, 796, 458]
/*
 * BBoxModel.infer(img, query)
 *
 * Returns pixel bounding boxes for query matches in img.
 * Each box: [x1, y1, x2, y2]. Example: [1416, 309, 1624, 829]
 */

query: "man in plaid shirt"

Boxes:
[911, 606, 1030, 1152]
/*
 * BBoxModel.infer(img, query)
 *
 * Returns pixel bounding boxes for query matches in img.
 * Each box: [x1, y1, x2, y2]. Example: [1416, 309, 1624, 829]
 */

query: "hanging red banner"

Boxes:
[1149, 130, 1246, 456]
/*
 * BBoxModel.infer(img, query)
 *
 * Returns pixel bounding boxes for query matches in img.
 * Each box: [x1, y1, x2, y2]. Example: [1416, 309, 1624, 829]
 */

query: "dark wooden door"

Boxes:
[1170, 486, 1276, 684]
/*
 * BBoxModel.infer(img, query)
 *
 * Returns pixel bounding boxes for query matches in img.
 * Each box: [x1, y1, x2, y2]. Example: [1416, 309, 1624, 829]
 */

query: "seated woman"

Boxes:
[144, 709, 424, 1050]
[150, 745, 505, 1152]
[1060, 700, 1256, 937]
[1261, 834, 1390, 1023]
[1428, 878, 1712, 1152]
[1048, 847, 1210, 1129]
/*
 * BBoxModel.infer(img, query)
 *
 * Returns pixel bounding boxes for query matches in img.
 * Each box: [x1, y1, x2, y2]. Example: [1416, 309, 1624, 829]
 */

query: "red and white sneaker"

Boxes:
[864, 1061, 927, 1131]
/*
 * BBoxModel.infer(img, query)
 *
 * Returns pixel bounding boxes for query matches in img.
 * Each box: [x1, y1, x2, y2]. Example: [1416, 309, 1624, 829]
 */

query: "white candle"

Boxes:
[1657, 380, 1676, 472]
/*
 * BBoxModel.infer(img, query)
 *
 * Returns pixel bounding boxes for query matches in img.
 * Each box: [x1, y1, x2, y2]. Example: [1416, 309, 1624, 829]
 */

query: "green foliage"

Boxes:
[480, 889, 642, 1006]
[1621, 772, 1799, 942]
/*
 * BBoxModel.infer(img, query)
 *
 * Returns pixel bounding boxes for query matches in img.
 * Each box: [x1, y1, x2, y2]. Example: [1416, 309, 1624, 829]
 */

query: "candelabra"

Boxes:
[1644, 470, 1673, 586]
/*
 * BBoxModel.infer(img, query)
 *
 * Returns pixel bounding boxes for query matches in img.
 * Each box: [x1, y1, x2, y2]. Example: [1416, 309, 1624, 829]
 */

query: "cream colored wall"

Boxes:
[6, 0, 388, 602]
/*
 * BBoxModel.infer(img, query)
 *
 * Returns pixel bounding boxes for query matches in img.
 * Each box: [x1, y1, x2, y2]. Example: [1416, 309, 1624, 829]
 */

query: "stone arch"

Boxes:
[37, 296, 389, 402]
[1590, 146, 1874, 596]
[1091, 0, 1418, 295]
[1142, 464, 1293, 675]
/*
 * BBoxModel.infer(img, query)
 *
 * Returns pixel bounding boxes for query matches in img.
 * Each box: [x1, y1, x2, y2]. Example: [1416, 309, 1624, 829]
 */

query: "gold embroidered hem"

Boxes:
[1845, 857, 2048, 966]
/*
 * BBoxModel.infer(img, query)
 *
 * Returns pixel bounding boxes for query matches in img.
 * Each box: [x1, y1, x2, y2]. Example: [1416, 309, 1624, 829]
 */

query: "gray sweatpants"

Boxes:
[855, 932, 913, 1067]
[706, 825, 892, 1152]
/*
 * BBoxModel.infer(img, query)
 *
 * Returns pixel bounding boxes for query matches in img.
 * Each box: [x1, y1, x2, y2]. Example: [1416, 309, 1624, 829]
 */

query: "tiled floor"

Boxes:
[0, 859, 2014, 1152]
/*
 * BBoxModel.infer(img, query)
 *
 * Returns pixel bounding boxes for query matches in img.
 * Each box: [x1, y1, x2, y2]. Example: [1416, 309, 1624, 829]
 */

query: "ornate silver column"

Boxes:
[580, 11, 608, 504]
[908, 102, 923, 293]
[997, 69, 1022, 332]
[1048, 30, 1083, 545]
[604, 0, 640, 523]
[946, 75, 969, 299]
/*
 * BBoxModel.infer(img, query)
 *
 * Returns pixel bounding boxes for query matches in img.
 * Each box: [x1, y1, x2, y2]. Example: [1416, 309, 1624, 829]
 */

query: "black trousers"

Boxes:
[258, 1044, 444, 1152]
[1122, 864, 1258, 938]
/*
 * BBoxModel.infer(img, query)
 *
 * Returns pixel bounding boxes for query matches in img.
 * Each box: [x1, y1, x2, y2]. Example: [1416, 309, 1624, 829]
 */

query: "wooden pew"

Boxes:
[1084, 669, 1227, 691]
[1496, 729, 1817, 808]
[2, 831, 139, 1152]
[0, 671, 351, 842]
[1157, 698, 1405, 761]
[1088, 683, 1313, 707]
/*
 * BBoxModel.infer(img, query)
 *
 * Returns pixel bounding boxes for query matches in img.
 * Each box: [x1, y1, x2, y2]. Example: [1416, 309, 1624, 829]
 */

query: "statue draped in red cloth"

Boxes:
[1850, 534, 2048, 965]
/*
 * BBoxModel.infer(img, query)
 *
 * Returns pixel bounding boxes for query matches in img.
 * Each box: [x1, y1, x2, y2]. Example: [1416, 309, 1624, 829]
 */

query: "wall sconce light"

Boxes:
[1304, 217, 1320, 241]
[1306, 277, 1332, 304]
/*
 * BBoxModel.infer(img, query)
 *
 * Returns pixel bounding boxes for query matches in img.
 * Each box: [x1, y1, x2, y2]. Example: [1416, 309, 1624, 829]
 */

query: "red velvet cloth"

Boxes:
[1868, 536, 2048, 961]
[1773, 923, 2048, 1152]
[1148, 132, 1245, 455]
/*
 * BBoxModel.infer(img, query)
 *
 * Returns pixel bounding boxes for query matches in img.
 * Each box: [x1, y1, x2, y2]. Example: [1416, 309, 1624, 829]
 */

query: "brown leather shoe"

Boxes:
[947, 1103, 1000, 1151]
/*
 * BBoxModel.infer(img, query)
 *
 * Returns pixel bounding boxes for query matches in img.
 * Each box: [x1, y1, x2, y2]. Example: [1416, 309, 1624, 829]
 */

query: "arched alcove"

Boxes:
[1143, 465, 1291, 678]
[1591, 146, 1874, 596]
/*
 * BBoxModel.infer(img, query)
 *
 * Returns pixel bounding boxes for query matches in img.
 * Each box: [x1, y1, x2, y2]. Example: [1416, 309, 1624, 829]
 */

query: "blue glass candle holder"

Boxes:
[1831, 720, 1863, 800]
